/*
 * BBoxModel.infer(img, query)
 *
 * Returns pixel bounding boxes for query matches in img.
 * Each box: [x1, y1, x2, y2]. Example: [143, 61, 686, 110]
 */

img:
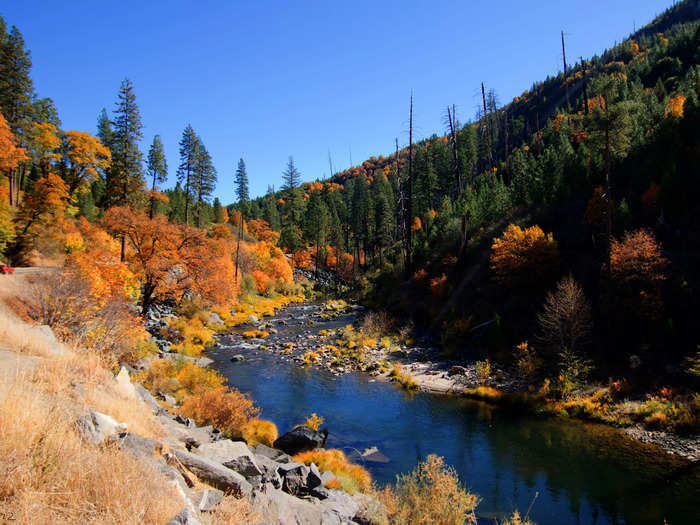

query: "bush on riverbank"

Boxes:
[293, 449, 372, 494]
[377, 454, 479, 525]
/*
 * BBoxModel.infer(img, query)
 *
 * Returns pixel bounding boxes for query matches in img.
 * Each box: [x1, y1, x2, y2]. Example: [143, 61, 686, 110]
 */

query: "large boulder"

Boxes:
[195, 488, 224, 512]
[254, 454, 283, 489]
[173, 449, 252, 497]
[273, 426, 328, 455]
[76, 410, 127, 445]
[249, 487, 323, 524]
[321, 490, 361, 525]
[255, 444, 293, 463]
[108, 432, 162, 459]
[277, 462, 310, 495]
[115, 366, 137, 399]
[134, 383, 162, 414]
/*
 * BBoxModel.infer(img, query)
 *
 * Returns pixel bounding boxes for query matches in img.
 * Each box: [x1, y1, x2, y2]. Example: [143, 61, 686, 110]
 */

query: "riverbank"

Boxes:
[218, 300, 700, 463]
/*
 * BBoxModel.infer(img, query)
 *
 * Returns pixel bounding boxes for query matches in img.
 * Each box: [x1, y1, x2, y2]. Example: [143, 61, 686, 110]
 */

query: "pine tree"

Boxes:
[212, 197, 225, 223]
[263, 188, 281, 232]
[281, 156, 300, 191]
[0, 23, 34, 136]
[147, 134, 167, 217]
[304, 190, 329, 276]
[192, 137, 216, 227]
[176, 124, 198, 225]
[106, 78, 144, 209]
[96, 108, 112, 148]
[234, 158, 250, 218]
[280, 157, 303, 252]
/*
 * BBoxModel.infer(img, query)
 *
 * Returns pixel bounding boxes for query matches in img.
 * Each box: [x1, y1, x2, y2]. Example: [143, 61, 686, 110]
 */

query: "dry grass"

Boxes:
[378, 454, 479, 525]
[0, 373, 183, 524]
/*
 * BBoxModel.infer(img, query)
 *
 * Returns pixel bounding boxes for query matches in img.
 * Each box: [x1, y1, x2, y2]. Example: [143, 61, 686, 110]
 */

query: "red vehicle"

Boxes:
[0, 264, 14, 275]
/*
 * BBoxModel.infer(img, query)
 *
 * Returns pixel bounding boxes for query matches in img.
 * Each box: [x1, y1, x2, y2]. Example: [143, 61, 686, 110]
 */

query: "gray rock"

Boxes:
[320, 470, 336, 486]
[307, 462, 323, 490]
[157, 391, 177, 406]
[250, 487, 322, 524]
[255, 454, 283, 489]
[166, 508, 202, 525]
[321, 490, 361, 524]
[135, 383, 162, 414]
[248, 315, 259, 323]
[255, 444, 293, 464]
[278, 462, 310, 495]
[209, 312, 224, 326]
[196, 488, 224, 512]
[230, 354, 245, 362]
[196, 357, 214, 367]
[108, 432, 161, 459]
[174, 449, 253, 497]
[76, 410, 127, 445]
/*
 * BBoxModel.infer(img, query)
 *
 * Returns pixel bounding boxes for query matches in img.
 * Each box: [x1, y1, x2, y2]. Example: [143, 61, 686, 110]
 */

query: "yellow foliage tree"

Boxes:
[490, 224, 559, 288]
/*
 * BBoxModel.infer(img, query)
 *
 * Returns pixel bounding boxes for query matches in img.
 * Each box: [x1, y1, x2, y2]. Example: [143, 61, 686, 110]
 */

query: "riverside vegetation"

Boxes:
[0, 1, 699, 523]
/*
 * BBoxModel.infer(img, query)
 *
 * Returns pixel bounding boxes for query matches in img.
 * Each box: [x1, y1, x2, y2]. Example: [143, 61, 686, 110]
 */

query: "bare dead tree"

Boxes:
[561, 30, 570, 112]
[446, 105, 462, 196]
[405, 92, 414, 274]
[537, 274, 592, 357]
[481, 82, 494, 172]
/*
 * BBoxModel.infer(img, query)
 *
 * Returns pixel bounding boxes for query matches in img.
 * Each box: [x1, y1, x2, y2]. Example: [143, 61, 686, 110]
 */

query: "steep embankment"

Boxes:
[0, 275, 382, 525]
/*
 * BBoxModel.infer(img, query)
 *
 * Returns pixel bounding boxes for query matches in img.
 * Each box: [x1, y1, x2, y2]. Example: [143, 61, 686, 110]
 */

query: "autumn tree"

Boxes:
[490, 224, 559, 289]
[27, 121, 60, 178]
[610, 229, 669, 319]
[12, 173, 70, 262]
[104, 206, 208, 314]
[146, 134, 168, 217]
[0, 111, 28, 205]
[61, 131, 111, 198]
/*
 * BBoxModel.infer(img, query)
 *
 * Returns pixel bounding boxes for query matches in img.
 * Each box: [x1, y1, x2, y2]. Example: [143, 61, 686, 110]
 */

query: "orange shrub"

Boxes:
[293, 249, 312, 269]
[242, 418, 278, 447]
[251, 269, 272, 294]
[178, 387, 260, 439]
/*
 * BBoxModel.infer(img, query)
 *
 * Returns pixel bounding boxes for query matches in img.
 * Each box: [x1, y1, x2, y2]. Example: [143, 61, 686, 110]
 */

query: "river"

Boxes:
[208, 303, 699, 525]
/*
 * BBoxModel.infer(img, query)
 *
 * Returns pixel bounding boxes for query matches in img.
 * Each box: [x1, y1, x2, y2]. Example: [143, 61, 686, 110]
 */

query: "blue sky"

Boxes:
[2, 1, 672, 203]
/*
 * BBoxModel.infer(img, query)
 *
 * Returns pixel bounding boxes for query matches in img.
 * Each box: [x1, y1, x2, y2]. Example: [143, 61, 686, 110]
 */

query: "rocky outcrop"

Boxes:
[174, 449, 253, 497]
[274, 425, 328, 455]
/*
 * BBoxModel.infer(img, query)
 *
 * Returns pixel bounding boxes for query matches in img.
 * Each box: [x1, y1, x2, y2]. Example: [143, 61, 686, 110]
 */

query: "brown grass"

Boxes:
[0, 374, 182, 524]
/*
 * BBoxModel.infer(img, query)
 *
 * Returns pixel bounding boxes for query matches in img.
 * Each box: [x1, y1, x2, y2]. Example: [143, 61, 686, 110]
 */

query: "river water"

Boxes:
[208, 304, 699, 525]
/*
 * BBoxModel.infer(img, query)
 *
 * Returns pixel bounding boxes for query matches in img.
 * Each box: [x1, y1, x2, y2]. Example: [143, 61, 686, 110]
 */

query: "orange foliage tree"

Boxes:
[610, 229, 668, 319]
[62, 131, 111, 197]
[0, 111, 29, 206]
[105, 206, 207, 314]
[15, 173, 70, 239]
[490, 224, 559, 289]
